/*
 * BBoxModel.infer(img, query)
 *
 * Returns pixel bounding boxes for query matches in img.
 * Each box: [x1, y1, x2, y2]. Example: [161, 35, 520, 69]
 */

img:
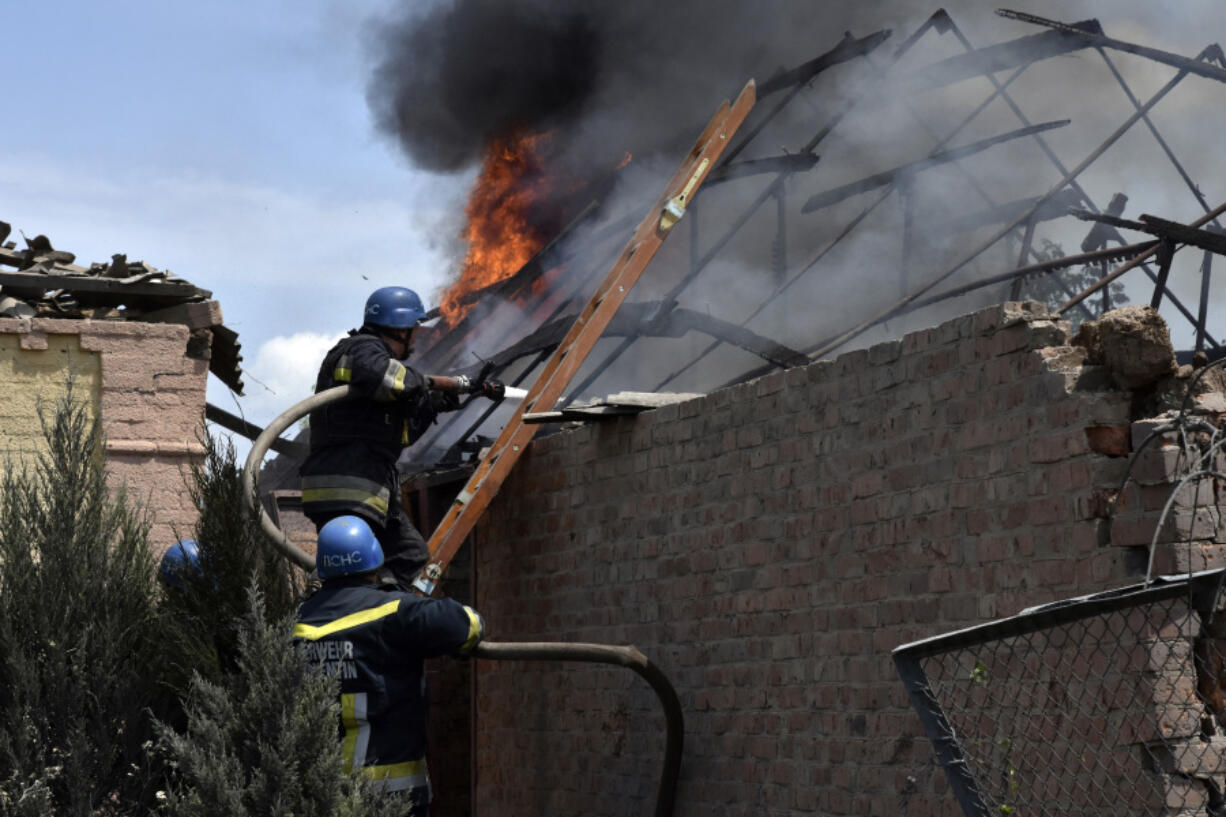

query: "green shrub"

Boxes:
[0, 392, 163, 815]
[157, 435, 398, 816]
[158, 434, 301, 695]
[155, 587, 402, 817]
[0, 396, 386, 817]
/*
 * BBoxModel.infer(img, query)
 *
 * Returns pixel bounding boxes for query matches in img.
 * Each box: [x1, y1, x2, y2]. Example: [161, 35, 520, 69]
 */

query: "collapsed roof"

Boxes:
[395, 9, 1226, 472]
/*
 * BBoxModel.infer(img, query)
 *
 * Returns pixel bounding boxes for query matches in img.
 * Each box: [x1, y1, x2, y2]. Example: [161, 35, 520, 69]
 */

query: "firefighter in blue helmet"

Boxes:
[295, 516, 483, 815]
[159, 539, 201, 588]
[300, 287, 503, 589]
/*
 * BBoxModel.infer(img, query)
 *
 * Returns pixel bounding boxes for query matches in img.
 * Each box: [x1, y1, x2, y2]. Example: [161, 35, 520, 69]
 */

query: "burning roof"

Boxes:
[438, 129, 561, 326]
[377, 8, 1226, 474]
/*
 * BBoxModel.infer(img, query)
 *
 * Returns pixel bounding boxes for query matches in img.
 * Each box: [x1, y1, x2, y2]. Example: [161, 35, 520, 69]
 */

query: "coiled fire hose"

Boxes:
[240, 385, 684, 817]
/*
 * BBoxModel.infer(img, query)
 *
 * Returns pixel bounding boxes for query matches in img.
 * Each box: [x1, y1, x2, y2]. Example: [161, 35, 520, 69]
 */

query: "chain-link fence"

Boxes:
[895, 570, 1226, 816]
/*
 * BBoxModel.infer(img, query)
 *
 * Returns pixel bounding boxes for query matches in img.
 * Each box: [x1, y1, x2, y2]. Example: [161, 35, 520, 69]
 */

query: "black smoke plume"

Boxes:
[366, 1, 895, 181]
[367, 0, 600, 173]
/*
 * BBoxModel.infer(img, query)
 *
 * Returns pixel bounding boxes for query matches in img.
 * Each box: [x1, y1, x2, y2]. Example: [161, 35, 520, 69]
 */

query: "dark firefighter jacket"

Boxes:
[293, 579, 483, 793]
[300, 328, 458, 527]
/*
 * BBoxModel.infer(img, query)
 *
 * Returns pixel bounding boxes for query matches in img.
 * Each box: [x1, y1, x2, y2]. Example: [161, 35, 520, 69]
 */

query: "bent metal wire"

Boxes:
[894, 570, 1226, 817]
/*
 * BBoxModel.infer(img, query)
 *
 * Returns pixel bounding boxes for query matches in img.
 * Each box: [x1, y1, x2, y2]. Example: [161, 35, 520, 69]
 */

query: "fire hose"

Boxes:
[470, 641, 683, 817]
[240, 385, 684, 816]
[241, 384, 346, 571]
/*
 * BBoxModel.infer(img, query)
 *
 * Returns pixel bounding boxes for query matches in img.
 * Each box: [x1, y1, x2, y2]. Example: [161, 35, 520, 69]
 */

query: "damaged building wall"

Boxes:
[0, 328, 102, 456]
[468, 301, 1226, 816]
[0, 317, 208, 551]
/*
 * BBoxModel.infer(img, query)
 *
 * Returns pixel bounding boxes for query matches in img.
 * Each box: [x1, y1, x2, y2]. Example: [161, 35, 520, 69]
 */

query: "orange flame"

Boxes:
[439, 129, 554, 326]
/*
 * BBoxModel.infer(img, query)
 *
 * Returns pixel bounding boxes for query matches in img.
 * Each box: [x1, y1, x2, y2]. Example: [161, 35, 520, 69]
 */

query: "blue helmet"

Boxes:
[364, 286, 426, 330]
[316, 516, 384, 580]
[160, 539, 201, 587]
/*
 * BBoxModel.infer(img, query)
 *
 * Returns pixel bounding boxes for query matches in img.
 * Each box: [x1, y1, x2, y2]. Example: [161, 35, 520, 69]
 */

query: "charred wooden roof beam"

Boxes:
[911, 18, 1103, 89]
[705, 153, 820, 186]
[928, 189, 1083, 236]
[940, 15, 1099, 215]
[757, 29, 895, 96]
[814, 43, 1207, 360]
[1095, 47, 1224, 229]
[653, 11, 1053, 390]
[998, 10, 1226, 85]
[1071, 210, 1226, 257]
[800, 119, 1069, 214]
[721, 29, 892, 167]
[1060, 200, 1226, 314]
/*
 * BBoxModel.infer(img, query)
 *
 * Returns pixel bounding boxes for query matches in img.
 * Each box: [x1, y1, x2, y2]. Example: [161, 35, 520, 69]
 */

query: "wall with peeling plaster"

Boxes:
[0, 330, 102, 463]
[0, 318, 208, 553]
[467, 301, 1224, 817]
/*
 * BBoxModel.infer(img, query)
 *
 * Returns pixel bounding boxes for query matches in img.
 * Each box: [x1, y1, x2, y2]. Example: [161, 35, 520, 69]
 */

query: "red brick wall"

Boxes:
[468, 302, 1184, 816]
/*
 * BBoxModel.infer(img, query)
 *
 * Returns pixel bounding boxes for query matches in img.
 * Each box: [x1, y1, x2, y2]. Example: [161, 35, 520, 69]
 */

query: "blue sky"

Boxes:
[5, 1, 1226, 454]
[1, 0, 472, 436]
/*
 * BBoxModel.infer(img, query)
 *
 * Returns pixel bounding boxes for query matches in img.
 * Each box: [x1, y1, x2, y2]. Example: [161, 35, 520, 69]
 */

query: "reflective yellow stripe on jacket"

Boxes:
[363, 758, 428, 792]
[334, 353, 353, 383]
[337, 694, 426, 790]
[340, 692, 371, 774]
[296, 602, 427, 792]
[375, 359, 409, 401]
[299, 488, 389, 515]
[293, 600, 401, 641]
[460, 605, 482, 653]
[299, 475, 390, 516]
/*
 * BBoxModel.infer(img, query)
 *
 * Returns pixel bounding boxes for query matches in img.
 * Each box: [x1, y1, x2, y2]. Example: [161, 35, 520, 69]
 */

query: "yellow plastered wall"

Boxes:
[0, 333, 101, 477]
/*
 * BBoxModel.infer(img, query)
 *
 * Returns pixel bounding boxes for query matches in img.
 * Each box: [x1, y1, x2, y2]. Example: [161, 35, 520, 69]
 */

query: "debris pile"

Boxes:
[1073, 305, 1176, 391]
[0, 219, 244, 394]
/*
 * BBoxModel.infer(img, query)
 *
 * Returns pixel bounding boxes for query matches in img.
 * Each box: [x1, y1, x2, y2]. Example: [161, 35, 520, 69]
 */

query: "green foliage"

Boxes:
[156, 587, 402, 817]
[187, 433, 299, 622]
[1014, 238, 1130, 331]
[158, 433, 302, 694]
[0, 391, 164, 815]
[0, 397, 383, 816]
[157, 435, 399, 817]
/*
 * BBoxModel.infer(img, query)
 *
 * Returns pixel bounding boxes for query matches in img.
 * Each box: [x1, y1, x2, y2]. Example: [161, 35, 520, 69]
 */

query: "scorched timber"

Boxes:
[706, 154, 820, 186]
[757, 29, 894, 97]
[998, 9, 1226, 85]
[909, 19, 1103, 90]
[450, 300, 809, 376]
[800, 120, 1069, 214]
[1071, 210, 1226, 257]
[1061, 201, 1226, 313]
[721, 29, 890, 167]
[928, 190, 1083, 236]
[895, 239, 1160, 315]
[811, 45, 1206, 361]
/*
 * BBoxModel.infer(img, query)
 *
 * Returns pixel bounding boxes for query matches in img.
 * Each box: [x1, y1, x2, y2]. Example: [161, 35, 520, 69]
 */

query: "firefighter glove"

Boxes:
[477, 378, 506, 400]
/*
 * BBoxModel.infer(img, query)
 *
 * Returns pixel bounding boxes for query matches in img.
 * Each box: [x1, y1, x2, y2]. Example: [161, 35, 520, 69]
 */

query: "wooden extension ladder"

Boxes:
[413, 79, 757, 595]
